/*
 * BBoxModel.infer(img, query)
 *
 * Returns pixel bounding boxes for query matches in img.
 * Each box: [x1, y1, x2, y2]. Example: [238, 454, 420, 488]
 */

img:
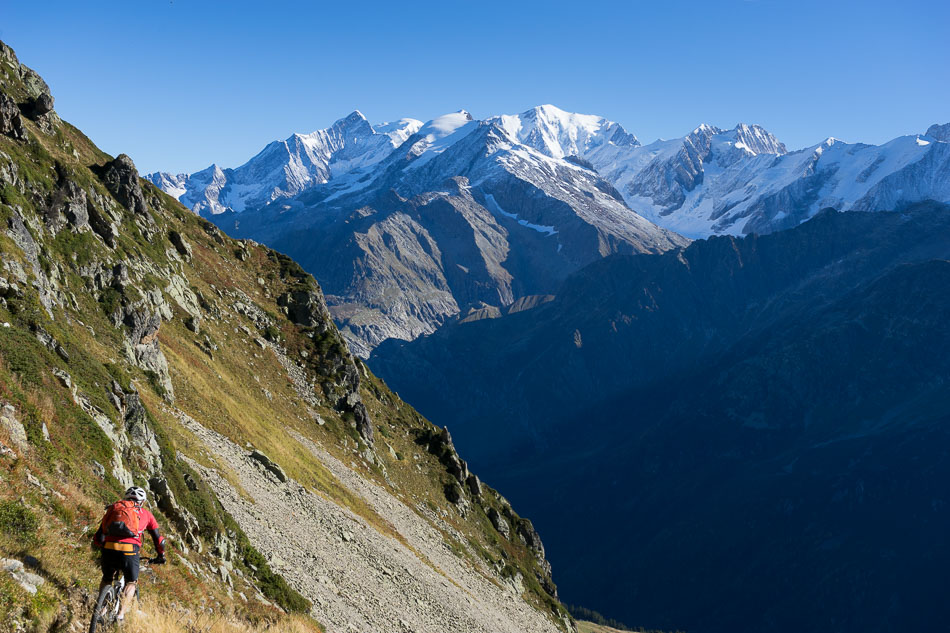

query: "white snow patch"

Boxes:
[484, 194, 558, 236]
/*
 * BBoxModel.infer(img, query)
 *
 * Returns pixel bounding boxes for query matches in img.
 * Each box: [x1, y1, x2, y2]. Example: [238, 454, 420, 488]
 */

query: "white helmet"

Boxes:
[124, 486, 147, 504]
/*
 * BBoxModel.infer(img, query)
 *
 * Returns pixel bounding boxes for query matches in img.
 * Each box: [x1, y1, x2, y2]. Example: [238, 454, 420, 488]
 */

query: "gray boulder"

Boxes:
[102, 154, 148, 217]
[248, 450, 287, 483]
[0, 558, 45, 595]
[30, 92, 54, 117]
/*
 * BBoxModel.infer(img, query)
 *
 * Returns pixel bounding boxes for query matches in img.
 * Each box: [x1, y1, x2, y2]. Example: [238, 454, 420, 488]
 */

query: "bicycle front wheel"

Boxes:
[88, 584, 118, 633]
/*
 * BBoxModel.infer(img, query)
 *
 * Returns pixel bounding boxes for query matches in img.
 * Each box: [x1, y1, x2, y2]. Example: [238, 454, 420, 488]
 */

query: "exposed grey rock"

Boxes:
[6, 210, 58, 317]
[0, 403, 28, 453]
[165, 274, 201, 319]
[149, 476, 202, 550]
[0, 558, 45, 595]
[122, 308, 174, 401]
[0, 93, 27, 141]
[87, 190, 119, 247]
[444, 481, 464, 505]
[487, 508, 510, 539]
[0, 440, 16, 460]
[52, 368, 73, 389]
[169, 230, 193, 260]
[30, 92, 54, 117]
[101, 154, 148, 217]
[123, 391, 162, 473]
[46, 176, 90, 235]
[278, 289, 332, 330]
[248, 450, 287, 483]
[428, 427, 469, 485]
[465, 473, 482, 498]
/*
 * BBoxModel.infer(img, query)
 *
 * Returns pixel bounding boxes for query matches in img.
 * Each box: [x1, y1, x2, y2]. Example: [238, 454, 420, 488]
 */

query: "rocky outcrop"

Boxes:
[248, 450, 288, 482]
[0, 92, 27, 141]
[487, 508, 511, 539]
[427, 427, 469, 487]
[0, 404, 28, 453]
[277, 285, 376, 447]
[45, 174, 89, 235]
[122, 307, 174, 401]
[6, 210, 60, 317]
[0, 558, 45, 595]
[101, 154, 148, 217]
[148, 476, 201, 550]
[168, 230, 192, 260]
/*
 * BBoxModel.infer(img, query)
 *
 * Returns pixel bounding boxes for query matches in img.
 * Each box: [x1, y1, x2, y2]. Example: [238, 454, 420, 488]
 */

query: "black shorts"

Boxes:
[101, 545, 140, 583]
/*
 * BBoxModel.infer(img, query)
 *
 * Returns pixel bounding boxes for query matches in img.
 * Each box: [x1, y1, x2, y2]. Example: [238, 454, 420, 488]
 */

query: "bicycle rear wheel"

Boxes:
[88, 584, 118, 633]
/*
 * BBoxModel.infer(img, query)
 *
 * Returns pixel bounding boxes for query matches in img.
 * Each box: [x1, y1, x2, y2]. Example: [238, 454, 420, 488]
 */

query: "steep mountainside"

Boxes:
[370, 203, 950, 633]
[0, 40, 572, 633]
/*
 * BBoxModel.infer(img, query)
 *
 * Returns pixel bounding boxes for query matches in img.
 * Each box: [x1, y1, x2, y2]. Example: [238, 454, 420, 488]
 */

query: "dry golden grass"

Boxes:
[124, 596, 322, 633]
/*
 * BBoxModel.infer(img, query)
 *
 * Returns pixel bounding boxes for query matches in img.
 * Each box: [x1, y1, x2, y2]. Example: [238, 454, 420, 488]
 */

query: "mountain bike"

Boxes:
[88, 555, 162, 633]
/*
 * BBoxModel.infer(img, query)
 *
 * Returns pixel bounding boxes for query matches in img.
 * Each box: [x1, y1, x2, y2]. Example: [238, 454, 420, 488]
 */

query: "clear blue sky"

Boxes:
[3, 0, 948, 174]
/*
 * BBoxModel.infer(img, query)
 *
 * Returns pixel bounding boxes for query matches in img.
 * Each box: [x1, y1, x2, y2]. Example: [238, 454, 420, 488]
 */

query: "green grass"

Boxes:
[0, 501, 39, 546]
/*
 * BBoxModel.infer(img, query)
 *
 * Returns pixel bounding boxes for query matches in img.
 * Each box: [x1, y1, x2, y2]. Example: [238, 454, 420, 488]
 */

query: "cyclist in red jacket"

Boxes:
[92, 486, 166, 621]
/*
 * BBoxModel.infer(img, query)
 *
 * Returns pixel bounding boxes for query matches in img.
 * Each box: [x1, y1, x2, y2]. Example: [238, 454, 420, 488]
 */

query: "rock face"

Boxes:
[0, 92, 27, 141]
[102, 154, 148, 216]
[371, 202, 950, 633]
[0, 403, 28, 453]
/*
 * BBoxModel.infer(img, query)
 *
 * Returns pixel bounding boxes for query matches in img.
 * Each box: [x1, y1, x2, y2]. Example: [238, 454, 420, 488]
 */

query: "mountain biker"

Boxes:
[92, 486, 166, 622]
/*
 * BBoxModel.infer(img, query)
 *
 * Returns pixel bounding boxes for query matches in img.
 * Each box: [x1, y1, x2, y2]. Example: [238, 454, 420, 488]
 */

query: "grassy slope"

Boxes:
[0, 40, 567, 632]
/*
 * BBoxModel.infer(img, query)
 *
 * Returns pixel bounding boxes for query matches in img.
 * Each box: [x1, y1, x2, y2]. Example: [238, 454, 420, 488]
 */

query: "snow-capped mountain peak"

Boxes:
[496, 104, 640, 161]
[151, 108, 950, 247]
[418, 110, 476, 141]
[374, 117, 425, 145]
[731, 123, 788, 155]
[404, 111, 479, 162]
[147, 112, 423, 214]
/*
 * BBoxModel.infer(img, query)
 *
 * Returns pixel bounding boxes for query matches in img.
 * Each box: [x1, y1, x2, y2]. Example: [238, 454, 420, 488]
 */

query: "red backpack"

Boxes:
[101, 500, 140, 539]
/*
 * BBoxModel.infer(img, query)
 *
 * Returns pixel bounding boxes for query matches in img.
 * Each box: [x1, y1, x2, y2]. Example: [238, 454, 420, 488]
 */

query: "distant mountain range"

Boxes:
[148, 107, 950, 354]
